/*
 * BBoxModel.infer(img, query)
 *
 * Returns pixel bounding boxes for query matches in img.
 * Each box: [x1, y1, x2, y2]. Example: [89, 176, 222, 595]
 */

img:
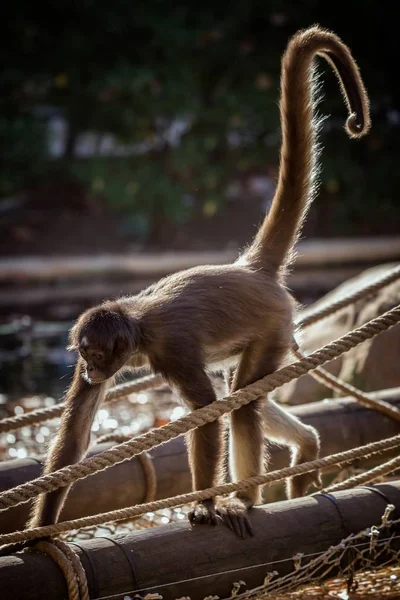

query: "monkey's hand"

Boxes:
[188, 499, 218, 527]
[0, 536, 51, 557]
[216, 495, 254, 538]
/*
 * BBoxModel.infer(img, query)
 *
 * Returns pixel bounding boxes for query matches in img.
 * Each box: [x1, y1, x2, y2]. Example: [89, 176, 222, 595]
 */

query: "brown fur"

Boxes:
[29, 361, 108, 528]
[27, 26, 370, 536]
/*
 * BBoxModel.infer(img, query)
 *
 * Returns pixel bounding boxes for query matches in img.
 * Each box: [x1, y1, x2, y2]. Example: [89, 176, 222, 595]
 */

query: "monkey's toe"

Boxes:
[215, 497, 254, 538]
[188, 499, 218, 527]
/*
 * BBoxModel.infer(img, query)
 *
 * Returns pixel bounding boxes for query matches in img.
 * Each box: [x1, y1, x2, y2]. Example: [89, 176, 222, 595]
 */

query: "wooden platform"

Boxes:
[1, 482, 399, 600]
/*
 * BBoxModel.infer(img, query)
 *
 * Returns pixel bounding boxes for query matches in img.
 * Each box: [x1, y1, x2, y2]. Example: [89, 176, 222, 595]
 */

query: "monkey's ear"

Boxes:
[113, 335, 134, 355]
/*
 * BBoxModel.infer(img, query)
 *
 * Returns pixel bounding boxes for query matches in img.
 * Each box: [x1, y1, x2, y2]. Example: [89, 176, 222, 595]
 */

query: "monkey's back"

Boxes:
[127, 264, 294, 362]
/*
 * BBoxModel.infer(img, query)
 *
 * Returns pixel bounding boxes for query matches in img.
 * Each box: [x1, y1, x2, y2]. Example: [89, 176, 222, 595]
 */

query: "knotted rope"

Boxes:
[34, 539, 89, 600]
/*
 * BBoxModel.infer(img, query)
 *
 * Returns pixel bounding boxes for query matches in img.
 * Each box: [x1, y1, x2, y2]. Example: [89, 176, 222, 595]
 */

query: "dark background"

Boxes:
[1, 0, 399, 257]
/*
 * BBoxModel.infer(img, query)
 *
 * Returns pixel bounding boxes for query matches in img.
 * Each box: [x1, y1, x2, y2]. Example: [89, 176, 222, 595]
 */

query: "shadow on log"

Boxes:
[0, 389, 400, 534]
[0, 483, 400, 600]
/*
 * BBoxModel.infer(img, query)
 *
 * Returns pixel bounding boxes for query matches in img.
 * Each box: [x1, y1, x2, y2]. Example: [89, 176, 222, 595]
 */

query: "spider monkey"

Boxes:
[28, 26, 370, 538]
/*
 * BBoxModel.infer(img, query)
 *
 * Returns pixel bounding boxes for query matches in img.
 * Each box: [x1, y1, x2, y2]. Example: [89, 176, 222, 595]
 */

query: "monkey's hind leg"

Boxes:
[262, 399, 321, 499]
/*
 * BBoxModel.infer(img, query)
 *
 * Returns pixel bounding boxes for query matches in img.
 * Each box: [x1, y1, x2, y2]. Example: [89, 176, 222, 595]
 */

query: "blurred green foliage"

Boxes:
[0, 116, 47, 196]
[1, 0, 399, 229]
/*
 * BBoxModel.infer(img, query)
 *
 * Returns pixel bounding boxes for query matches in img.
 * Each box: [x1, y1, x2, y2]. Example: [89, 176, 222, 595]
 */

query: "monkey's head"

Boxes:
[68, 303, 138, 384]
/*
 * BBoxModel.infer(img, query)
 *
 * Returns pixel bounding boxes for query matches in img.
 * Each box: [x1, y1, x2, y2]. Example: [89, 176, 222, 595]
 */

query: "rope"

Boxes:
[296, 263, 400, 330]
[34, 539, 89, 600]
[1, 265, 398, 435]
[0, 373, 164, 434]
[96, 434, 157, 504]
[0, 304, 398, 515]
[1, 432, 400, 546]
[325, 453, 400, 493]
[292, 345, 400, 423]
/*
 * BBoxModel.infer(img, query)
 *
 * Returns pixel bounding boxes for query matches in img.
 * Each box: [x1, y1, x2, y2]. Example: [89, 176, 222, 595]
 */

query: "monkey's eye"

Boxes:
[80, 349, 88, 360]
[93, 353, 104, 362]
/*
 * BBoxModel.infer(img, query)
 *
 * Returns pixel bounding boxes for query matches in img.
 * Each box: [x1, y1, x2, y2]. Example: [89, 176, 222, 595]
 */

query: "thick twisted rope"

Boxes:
[1, 265, 398, 435]
[1, 432, 400, 546]
[0, 304, 398, 516]
[0, 373, 164, 434]
[292, 345, 400, 423]
[325, 453, 400, 493]
[296, 263, 400, 330]
[35, 539, 89, 600]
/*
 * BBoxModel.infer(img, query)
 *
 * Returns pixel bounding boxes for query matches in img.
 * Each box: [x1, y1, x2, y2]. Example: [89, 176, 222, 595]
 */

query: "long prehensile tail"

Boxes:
[244, 26, 370, 278]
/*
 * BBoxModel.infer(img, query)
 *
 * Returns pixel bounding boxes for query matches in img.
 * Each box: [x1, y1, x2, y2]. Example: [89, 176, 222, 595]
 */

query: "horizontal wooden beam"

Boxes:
[0, 268, 364, 309]
[1, 237, 399, 281]
[0, 388, 399, 533]
[1, 483, 399, 600]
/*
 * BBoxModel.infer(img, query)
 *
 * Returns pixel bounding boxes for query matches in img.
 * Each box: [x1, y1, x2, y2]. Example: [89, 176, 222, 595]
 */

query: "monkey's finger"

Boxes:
[188, 510, 203, 525]
[200, 508, 218, 526]
[235, 515, 254, 539]
[0, 536, 51, 557]
[238, 517, 251, 539]
[243, 516, 254, 537]
[188, 505, 218, 527]
[203, 500, 218, 526]
[188, 509, 203, 525]
[209, 511, 218, 526]
[235, 516, 246, 539]
[225, 513, 243, 538]
[187, 509, 195, 523]
[0, 541, 27, 556]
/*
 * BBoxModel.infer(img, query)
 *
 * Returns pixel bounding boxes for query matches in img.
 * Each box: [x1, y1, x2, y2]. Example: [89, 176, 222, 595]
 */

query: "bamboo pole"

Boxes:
[0, 483, 399, 600]
[0, 389, 399, 534]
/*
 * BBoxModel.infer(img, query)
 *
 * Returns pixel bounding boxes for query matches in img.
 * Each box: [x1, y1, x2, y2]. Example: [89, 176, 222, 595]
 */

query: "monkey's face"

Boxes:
[79, 344, 109, 383]
[71, 305, 136, 384]
[79, 337, 130, 384]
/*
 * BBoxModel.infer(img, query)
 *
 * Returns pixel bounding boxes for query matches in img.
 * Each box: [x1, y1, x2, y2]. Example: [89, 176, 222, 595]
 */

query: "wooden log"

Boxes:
[0, 267, 364, 309]
[287, 387, 400, 460]
[1, 483, 399, 600]
[0, 251, 237, 281]
[1, 237, 399, 281]
[0, 438, 191, 534]
[0, 388, 399, 534]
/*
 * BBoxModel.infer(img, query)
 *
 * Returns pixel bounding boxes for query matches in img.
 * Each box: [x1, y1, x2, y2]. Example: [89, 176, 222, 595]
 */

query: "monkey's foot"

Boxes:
[215, 496, 254, 538]
[188, 499, 218, 527]
[287, 470, 322, 499]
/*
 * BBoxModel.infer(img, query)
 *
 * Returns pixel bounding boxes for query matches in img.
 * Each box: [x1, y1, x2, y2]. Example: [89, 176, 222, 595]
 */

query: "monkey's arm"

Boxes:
[28, 359, 108, 528]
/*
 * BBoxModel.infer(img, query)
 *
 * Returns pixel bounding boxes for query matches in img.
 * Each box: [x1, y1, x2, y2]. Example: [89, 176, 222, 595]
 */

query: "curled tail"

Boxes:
[244, 25, 370, 278]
